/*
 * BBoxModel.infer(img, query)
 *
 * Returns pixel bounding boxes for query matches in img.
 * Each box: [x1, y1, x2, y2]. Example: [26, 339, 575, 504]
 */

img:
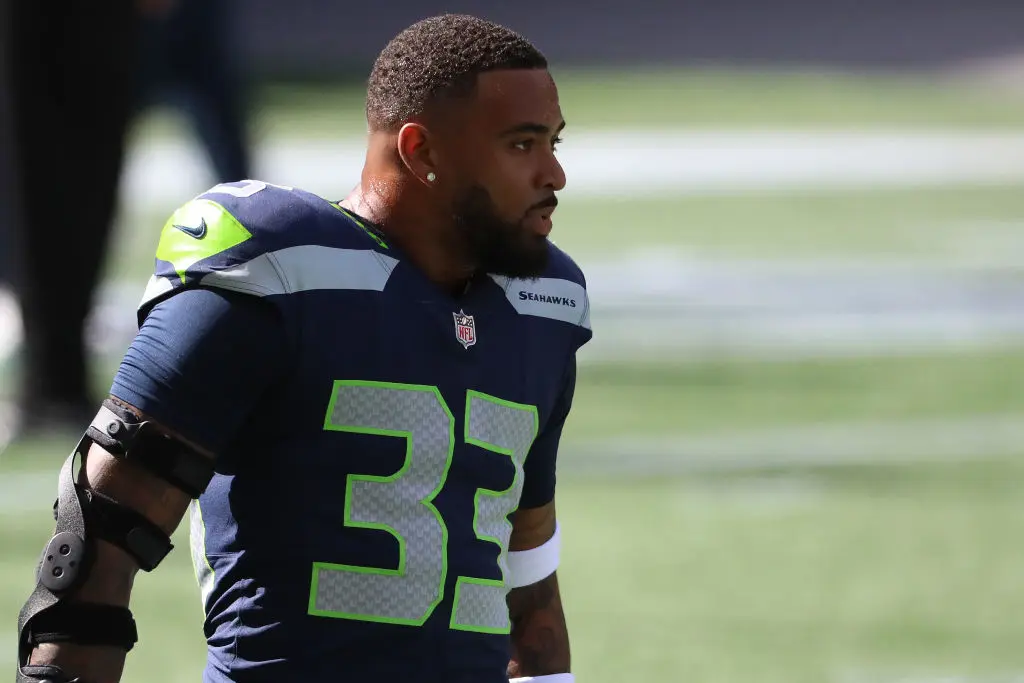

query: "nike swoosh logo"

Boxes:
[172, 218, 207, 239]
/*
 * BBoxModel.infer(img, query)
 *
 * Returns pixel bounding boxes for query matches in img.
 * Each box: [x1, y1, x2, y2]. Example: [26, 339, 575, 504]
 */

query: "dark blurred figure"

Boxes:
[3, 0, 143, 434]
[0, 0, 16, 294]
[2, 0, 251, 438]
[139, 0, 252, 183]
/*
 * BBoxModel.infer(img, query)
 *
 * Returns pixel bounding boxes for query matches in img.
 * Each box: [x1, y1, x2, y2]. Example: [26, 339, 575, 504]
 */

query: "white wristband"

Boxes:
[509, 675, 575, 682]
[507, 522, 561, 588]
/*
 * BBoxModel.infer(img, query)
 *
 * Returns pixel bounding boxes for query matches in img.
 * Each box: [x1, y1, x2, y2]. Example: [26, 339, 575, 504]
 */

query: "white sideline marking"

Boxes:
[121, 129, 1024, 206]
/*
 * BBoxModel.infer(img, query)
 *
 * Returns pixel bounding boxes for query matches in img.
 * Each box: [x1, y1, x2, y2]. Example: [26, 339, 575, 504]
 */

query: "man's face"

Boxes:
[438, 69, 566, 279]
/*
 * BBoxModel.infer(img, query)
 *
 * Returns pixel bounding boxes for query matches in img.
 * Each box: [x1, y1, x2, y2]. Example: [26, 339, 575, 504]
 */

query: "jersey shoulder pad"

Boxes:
[138, 179, 397, 317]
[544, 241, 588, 290]
[490, 242, 592, 338]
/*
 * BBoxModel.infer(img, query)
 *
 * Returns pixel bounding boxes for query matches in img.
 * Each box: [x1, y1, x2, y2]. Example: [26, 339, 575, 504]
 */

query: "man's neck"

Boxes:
[340, 182, 475, 296]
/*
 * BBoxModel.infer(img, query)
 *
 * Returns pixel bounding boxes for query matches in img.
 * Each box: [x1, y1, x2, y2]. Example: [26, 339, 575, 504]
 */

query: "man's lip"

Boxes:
[530, 197, 558, 213]
[534, 215, 553, 236]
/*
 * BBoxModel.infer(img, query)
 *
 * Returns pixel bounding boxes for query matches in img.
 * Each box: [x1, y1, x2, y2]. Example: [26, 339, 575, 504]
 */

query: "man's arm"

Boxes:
[506, 353, 581, 679]
[17, 287, 289, 683]
[506, 502, 570, 679]
[27, 403, 211, 683]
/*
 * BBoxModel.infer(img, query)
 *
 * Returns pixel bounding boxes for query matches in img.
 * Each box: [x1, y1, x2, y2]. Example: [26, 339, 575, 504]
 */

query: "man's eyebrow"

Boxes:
[499, 120, 567, 137]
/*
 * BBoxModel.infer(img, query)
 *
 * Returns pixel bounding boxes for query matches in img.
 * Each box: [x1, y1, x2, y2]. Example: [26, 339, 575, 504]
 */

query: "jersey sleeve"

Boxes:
[110, 286, 290, 454]
[518, 355, 579, 510]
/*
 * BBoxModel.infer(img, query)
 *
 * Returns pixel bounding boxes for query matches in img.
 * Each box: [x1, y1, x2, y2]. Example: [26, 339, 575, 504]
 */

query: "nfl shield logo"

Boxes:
[453, 310, 476, 349]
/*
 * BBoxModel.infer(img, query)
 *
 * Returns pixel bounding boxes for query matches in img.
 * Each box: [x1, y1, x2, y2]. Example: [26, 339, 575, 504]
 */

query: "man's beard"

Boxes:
[451, 185, 550, 279]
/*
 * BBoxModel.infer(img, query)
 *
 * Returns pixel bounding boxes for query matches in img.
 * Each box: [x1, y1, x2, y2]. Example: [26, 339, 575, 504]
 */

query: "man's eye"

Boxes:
[513, 140, 533, 152]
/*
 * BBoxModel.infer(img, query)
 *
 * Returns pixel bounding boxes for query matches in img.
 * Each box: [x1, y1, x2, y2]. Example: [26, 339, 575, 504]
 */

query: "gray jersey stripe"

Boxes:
[203, 246, 398, 296]
[188, 501, 216, 613]
[138, 274, 175, 310]
[139, 246, 399, 311]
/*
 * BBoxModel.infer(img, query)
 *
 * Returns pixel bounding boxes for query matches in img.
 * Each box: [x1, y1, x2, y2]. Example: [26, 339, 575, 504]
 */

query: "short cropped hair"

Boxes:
[366, 14, 548, 131]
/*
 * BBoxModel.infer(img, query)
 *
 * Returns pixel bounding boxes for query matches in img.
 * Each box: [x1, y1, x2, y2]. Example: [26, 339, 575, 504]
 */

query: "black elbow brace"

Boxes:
[17, 665, 91, 683]
[15, 399, 216, 683]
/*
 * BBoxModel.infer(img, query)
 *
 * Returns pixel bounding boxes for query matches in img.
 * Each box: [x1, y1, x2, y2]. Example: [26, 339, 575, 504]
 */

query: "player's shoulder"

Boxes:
[140, 180, 391, 317]
[489, 241, 592, 338]
[542, 240, 588, 289]
[186, 179, 380, 251]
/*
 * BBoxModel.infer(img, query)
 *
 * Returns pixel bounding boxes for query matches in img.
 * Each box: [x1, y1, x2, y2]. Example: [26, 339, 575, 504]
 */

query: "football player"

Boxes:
[16, 13, 590, 683]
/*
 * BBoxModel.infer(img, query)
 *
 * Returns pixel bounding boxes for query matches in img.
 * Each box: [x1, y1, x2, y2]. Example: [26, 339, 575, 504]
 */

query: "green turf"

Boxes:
[549, 67, 1024, 129]
[132, 68, 1024, 144]
[551, 185, 1024, 262]
[568, 350, 1024, 438]
[231, 68, 1024, 139]
[560, 469, 1024, 683]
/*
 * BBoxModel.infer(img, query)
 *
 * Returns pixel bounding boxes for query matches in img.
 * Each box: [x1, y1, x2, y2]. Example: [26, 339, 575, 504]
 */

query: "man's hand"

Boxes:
[506, 502, 571, 678]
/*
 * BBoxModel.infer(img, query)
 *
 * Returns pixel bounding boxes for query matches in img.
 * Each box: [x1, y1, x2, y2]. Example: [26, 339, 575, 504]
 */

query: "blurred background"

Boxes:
[4, 1, 1024, 681]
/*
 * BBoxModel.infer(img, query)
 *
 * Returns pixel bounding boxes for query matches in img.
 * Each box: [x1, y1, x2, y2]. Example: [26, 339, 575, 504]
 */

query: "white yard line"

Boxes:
[120, 129, 1024, 207]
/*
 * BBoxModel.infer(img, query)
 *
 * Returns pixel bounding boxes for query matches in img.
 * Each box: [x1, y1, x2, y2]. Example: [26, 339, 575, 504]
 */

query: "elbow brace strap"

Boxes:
[18, 664, 94, 683]
[85, 399, 214, 499]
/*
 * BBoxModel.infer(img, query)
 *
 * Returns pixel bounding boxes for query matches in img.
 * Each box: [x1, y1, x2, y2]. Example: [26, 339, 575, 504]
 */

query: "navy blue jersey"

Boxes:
[111, 180, 592, 682]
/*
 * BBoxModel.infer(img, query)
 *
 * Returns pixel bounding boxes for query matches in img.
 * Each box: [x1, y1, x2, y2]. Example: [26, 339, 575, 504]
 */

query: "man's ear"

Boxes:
[397, 123, 440, 187]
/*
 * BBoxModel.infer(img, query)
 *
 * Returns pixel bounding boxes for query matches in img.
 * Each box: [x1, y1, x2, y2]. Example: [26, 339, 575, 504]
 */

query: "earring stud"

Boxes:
[426, 172, 437, 182]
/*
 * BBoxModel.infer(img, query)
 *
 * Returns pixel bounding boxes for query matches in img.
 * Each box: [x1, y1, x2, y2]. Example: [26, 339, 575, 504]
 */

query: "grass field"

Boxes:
[238, 67, 1024, 136]
[4, 67, 1024, 682]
